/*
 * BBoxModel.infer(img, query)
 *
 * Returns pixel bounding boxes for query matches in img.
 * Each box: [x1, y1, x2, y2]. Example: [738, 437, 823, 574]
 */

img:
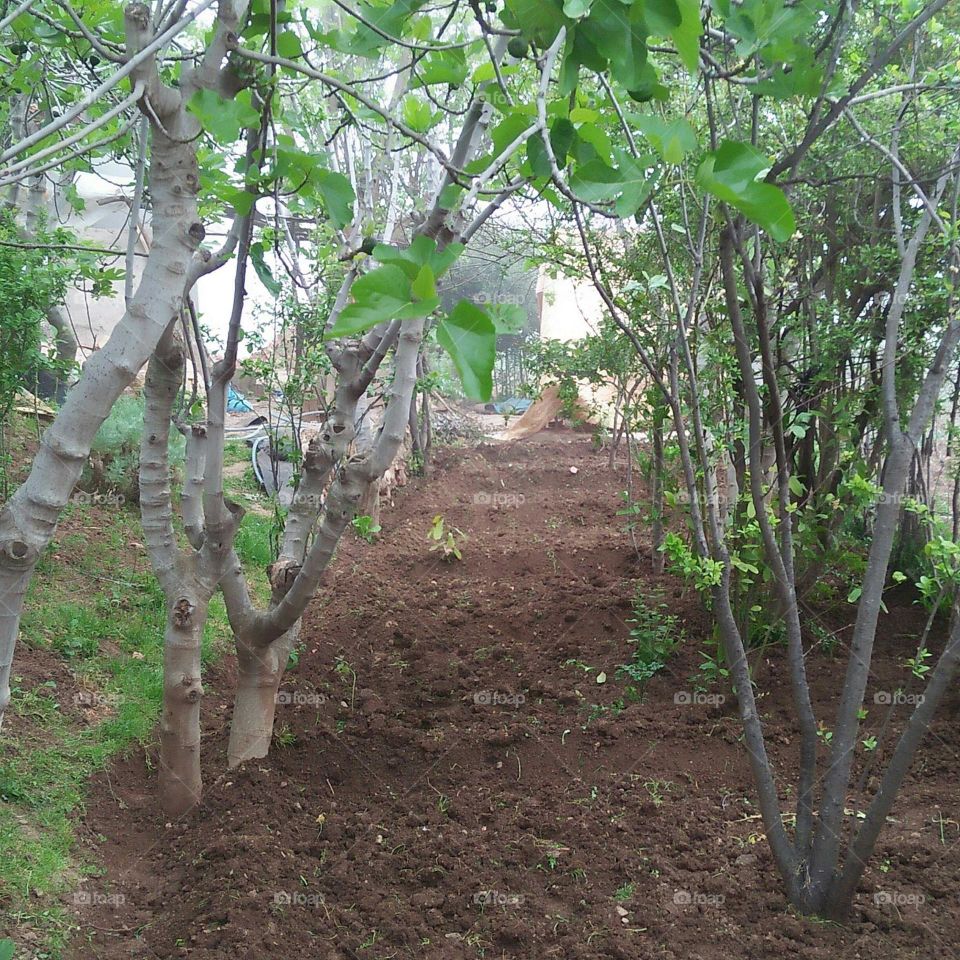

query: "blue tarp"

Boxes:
[489, 398, 532, 415]
[227, 384, 253, 413]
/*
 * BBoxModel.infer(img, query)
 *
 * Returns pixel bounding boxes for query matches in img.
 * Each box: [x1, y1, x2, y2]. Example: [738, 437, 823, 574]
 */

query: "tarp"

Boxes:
[485, 397, 533, 415]
[227, 383, 253, 413]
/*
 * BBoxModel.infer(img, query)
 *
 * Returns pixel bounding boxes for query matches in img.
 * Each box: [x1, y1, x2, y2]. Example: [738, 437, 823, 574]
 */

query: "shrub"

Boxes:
[81, 395, 185, 505]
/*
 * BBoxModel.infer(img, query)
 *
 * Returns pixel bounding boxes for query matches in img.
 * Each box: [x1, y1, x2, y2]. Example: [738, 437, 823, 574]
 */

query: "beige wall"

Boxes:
[535, 268, 624, 427]
[537, 269, 606, 342]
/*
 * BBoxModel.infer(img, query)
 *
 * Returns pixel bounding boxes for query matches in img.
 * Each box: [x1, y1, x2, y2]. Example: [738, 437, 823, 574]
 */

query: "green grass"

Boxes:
[235, 512, 276, 568]
[0, 497, 277, 956]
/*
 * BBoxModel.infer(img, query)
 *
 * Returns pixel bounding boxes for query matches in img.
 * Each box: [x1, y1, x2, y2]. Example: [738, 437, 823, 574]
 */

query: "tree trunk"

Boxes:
[160, 593, 209, 815]
[0, 127, 204, 729]
[651, 413, 665, 575]
[358, 478, 381, 530]
[46, 305, 78, 404]
[227, 626, 298, 766]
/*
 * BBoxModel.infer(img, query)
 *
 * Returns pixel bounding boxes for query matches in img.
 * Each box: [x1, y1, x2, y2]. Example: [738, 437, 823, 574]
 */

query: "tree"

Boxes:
[543, 0, 960, 917]
[136, 1, 577, 809]
[2, 0, 958, 922]
[0, 0, 265, 731]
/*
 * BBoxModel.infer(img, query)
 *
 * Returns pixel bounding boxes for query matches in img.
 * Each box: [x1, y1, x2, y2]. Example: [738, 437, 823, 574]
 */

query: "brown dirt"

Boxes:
[65, 430, 960, 960]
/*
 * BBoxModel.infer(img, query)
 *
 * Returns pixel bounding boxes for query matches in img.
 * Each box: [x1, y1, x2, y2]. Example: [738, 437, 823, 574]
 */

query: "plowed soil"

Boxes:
[66, 430, 960, 959]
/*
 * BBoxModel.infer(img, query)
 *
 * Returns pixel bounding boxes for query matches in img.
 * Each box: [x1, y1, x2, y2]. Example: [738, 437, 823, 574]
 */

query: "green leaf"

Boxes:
[645, 0, 682, 34]
[412, 48, 468, 87]
[581, 0, 649, 91]
[411, 263, 436, 299]
[563, 0, 592, 17]
[504, 0, 566, 46]
[754, 45, 823, 98]
[550, 117, 577, 167]
[671, 0, 703, 73]
[336, 0, 432, 57]
[221, 186, 256, 216]
[632, 114, 696, 163]
[574, 121, 613, 163]
[0, 940, 14, 960]
[491, 110, 536, 156]
[328, 264, 438, 337]
[695, 140, 795, 241]
[438, 183, 464, 210]
[436, 300, 497, 401]
[569, 148, 655, 215]
[186, 89, 260, 144]
[275, 30, 303, 59]
[487, 302, 527, 334]
[612, 148, 656, 216]
[312, 168, 355, 229]
[65, 182, 86, 213]
[250, 241, 281, 297]
[570, 158, 623, 202]
[626, 61, 670, 102]
[527, 132, 552, 178]
[402, 95, 435, 133]
[373, 236, 464, 279]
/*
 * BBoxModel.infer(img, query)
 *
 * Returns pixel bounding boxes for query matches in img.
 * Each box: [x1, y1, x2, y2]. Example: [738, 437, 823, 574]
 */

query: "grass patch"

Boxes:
[0, 497, 262, 957]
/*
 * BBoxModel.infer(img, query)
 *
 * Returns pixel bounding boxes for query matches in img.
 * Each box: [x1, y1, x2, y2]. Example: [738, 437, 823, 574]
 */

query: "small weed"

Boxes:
[693, 649, 729, 691]
[643, 779, 673, 808]
[614, 882, 635, 902]
[274, 724, 297, 747]
[351, 514, 381, 543]
[334, 655, 358, 709]
[427, 515, 466, 561]
[617, 588, 682, 695]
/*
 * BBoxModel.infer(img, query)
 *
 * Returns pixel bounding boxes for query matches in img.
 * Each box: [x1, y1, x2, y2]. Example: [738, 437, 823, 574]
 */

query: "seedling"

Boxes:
[617, 589, 683, 693]
[427, 514, 466, 561]
[351, 514, 381, 543]
[334, 655, 358, 709]
[643, 779, 673, 807]
[906, 647, 932, 680]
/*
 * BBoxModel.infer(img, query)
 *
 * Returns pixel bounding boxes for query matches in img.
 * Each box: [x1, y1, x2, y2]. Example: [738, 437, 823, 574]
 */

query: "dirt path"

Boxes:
[68, 431, 960, 959]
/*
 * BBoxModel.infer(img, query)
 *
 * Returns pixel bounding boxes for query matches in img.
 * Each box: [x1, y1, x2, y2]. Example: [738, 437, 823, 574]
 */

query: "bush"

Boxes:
[0, 210, 77, 496]
[616, 587, 683, 694]
[80, 395, 185, 505]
